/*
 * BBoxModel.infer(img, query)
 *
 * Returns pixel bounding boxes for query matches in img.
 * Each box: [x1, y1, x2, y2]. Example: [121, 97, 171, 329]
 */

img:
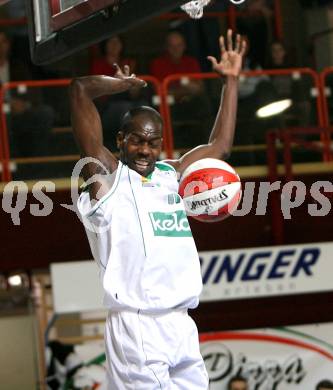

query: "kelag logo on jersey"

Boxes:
[149, 210, 192, 237]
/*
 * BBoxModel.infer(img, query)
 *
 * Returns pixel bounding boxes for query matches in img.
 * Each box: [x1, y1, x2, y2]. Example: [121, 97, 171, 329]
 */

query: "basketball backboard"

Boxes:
[25, 0, 190, 65]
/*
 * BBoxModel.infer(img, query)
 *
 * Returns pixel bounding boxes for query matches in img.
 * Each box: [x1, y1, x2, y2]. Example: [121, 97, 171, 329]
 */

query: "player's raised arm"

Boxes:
[165, 30, 246, 175]
[69, 65, 146, 199]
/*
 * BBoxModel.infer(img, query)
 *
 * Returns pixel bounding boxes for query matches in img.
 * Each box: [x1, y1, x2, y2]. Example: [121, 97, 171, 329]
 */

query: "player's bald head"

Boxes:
[120, 106, 163, 136]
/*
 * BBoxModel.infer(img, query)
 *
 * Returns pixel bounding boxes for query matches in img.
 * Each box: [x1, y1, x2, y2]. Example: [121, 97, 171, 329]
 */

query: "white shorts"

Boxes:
[105, 309, 209, 389]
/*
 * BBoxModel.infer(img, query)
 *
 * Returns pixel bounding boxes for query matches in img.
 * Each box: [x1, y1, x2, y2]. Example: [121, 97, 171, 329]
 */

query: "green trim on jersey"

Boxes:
[146, 171, 153, 180]
[88, 163, 123, 217]
[128, 169, 147, 256]
[156, 161, 176, 173]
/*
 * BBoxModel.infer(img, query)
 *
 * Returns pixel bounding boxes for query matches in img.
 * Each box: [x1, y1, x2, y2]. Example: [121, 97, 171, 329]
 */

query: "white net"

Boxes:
[181, 0, 246, 19]
[181, 0, 211, 19]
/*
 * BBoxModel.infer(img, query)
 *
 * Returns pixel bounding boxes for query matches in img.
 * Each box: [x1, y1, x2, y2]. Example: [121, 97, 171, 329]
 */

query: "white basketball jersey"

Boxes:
[77, 161, 202, 312]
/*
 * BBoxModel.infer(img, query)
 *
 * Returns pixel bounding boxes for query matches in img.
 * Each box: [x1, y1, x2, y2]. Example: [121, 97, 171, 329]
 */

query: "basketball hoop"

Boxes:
[181, 0, 211, 19]
[181, 0, 246, 19]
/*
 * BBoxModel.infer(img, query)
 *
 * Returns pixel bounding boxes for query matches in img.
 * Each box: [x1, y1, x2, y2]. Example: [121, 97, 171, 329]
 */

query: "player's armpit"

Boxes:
[80, 149, 119, 201]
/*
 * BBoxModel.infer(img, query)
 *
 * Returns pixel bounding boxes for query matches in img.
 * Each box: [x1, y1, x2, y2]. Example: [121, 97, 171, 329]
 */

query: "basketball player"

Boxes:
[71, 30, 246, 389]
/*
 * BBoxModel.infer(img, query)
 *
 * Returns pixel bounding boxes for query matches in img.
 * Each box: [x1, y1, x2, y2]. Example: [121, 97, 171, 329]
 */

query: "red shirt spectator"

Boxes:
[90, 57, 136, 77]
[149, 31, 203, 101]
[150, 54, 201, 81]
[150, 31, 201, 80]
[90, 35, 136, 76]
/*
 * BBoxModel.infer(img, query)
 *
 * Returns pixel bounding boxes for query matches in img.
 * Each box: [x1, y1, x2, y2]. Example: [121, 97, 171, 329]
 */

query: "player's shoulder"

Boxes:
[155, 160, 177, 173]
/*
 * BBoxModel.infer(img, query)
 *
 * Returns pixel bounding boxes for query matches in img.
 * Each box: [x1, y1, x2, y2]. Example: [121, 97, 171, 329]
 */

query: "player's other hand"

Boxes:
[207, 29, 246, 78]
[113, 63, 147, 88]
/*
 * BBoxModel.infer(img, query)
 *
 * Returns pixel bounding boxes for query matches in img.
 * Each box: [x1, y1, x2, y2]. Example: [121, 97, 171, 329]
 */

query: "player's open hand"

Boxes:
[113, 63, 147, 88]
[207, 29, 246, 78]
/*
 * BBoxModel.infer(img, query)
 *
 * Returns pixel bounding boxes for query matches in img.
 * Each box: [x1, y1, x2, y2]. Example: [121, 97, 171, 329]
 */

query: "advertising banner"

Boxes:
[200, 324, 333, 389]
[58, 323, 333, 388]
[200, 242, 333, 301]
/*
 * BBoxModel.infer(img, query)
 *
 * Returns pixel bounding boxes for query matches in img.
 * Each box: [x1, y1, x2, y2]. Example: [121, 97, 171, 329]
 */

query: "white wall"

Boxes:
[0, 315, 37, 390]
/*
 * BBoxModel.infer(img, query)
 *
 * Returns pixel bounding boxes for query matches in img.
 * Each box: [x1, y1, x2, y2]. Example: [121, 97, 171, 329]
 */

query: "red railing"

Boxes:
[1, 68, 332, 180]
[273, 0, 283, 40]
[0, 79, 71, 182]
[266, 126, 333, 244]
[319, 67, 333, 161]
[1, 68, 329, 182]
[161, 68, 324, 157]
[0, 75, 163, 182]
[1, 69, 333, 249]
[161, 71, 219, 158]
[0, 17, 26, 26]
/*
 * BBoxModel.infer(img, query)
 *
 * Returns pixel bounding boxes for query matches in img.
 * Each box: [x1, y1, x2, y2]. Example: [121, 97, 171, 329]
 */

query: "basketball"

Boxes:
[178, 158, 241, 222]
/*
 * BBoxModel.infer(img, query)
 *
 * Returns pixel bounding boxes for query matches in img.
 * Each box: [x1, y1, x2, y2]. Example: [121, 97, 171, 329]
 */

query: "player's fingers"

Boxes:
[124, 65, 130, 76]
[227, 29, 233, 51]
[207, 56, 218, 69]
[219, 36, 226, 55]
[137, 78, 147, 87]
[130, 74, 147, 87]
[240, 39, 247, 57]
[235, 34, 241, 53]
[113, 63, 121, 73]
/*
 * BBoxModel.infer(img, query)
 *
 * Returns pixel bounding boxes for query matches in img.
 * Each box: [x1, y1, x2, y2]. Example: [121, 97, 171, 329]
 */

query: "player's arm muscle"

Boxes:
[70, 77, 119, 199]
[69, 76, 132, 167]
[70, 74, 144, 199]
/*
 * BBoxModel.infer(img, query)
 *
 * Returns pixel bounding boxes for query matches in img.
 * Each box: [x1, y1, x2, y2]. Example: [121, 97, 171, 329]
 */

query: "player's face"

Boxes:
[117, 116, 163, 177]
[230, 380, 247, 390]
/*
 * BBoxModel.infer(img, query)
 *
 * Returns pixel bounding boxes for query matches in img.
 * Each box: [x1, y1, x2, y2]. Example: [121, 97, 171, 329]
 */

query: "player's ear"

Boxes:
[116, 131, 125, 149]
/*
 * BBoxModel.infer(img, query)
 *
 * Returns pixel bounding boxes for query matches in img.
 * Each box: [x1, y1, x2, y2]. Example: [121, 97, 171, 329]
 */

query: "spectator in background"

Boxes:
[90, 35, 136, 76]
[10, 90, 55, 158]
[234, 34, 280, 164]
[90, 36, 146, 150]
[228, 375, 248, 390]
[266, 40, 292, 69]
[316, 380, 333, 390]
[171, 1, 221, 72]
[0, 30, 31, 84]
[237, 0, 274, 67]
[265, 40, 292, 98]
[238, 35, 269, 100]
[265, 40, 312, 127]
[6, 0, 32, 71]
[0, 31, 11, 84]
[236, 35, 270, 146]
[150, 30, 201, 81]
[150, 30, 212, 148]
